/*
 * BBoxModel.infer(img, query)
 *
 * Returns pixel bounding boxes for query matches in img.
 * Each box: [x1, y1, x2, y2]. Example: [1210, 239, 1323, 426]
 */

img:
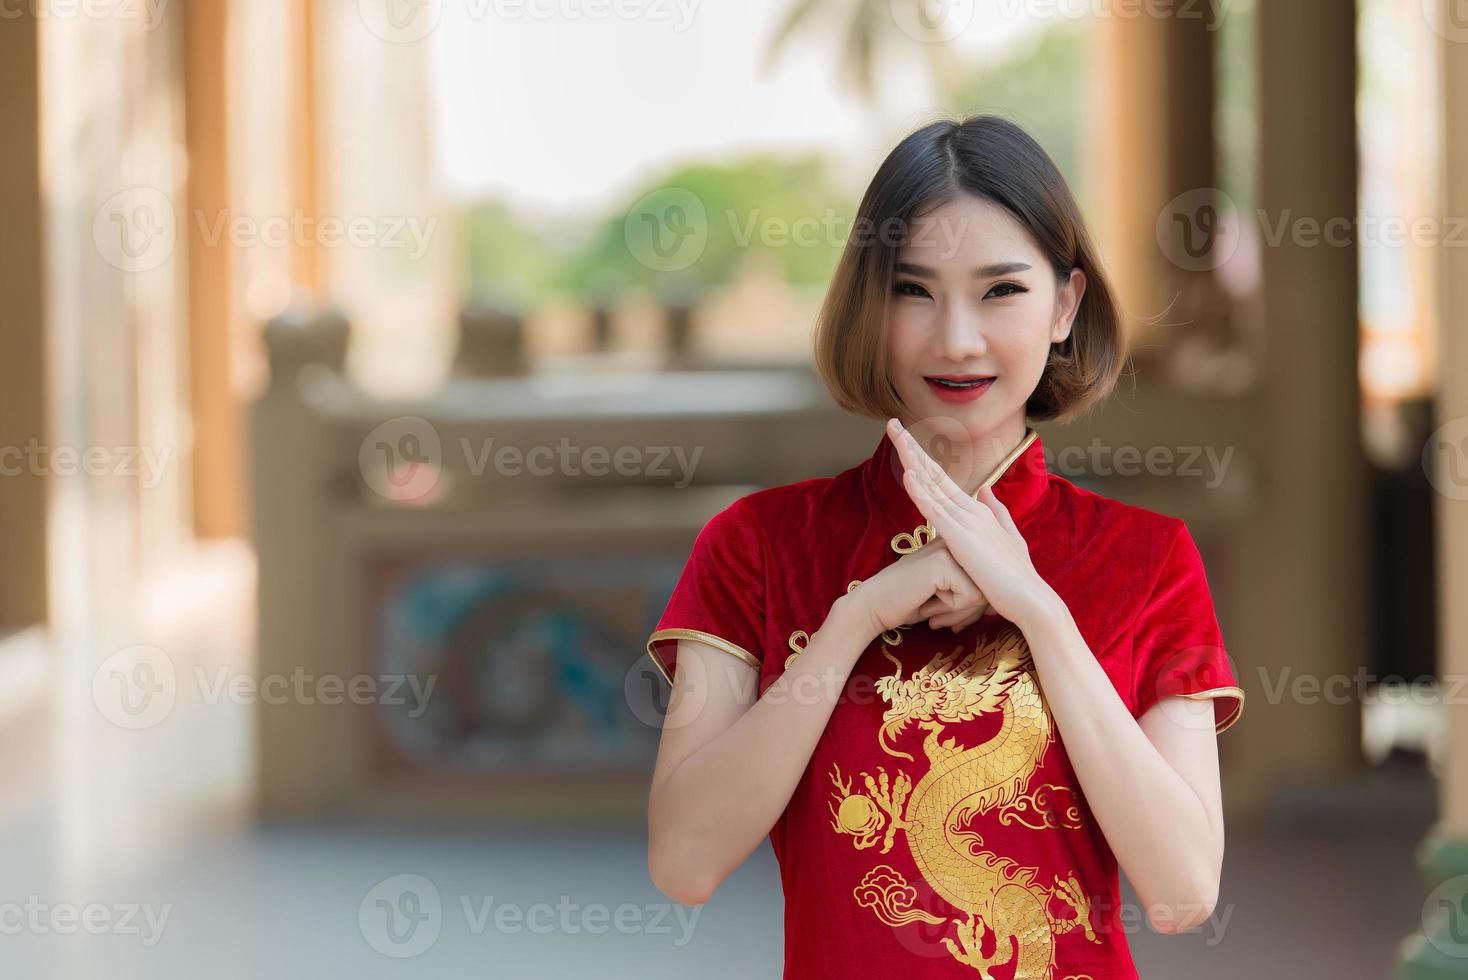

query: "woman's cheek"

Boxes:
[888, 312, 928, 368]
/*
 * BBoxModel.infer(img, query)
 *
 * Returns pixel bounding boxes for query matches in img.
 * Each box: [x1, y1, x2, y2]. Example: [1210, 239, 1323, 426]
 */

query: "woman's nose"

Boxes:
[932, 299, 988, 360]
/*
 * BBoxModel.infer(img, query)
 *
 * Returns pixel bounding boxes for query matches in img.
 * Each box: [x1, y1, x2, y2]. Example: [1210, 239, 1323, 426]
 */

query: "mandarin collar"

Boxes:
[863, 424, 1050, 534]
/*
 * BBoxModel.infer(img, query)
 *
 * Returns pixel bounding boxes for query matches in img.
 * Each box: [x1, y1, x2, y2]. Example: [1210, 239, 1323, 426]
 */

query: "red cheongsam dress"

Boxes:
[646, 425, 1244, 979]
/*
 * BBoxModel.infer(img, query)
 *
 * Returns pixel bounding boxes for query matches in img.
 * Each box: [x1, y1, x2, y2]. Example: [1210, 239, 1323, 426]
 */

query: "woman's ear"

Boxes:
[1053, 267, 1087, 343]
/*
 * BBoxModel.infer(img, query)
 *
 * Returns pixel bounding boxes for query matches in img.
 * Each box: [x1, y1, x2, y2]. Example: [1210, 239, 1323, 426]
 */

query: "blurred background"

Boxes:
[0, 0, 1466, 976]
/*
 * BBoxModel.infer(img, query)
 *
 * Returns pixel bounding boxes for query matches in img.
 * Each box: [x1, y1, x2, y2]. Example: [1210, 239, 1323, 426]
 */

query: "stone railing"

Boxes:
[249, 306, 877, 822]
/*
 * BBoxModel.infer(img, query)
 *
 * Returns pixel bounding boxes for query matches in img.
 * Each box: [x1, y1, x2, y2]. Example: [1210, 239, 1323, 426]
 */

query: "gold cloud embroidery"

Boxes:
[999, 784, 1086, 832]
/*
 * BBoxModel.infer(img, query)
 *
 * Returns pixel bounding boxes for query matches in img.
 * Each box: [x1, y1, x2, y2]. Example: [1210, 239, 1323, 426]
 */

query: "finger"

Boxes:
[931, 542, 975, 589]
[894, 438, 946, 513]
[889, 419, 975, 511]
[905, 429, 975, 510]
[904, 467, 971, 545]
[932, 607, 982, 630]
[933, 609, 983, 632]
[926, 579, 985, 623]
[947, 575, 985, 609]
[919, 594, 956, 618]
[886, 418, 939, 479]
[933, 595, 989, 628]
[952, 608, 988, 631]
[977, 483, 1020, 536]
[902, 467, 945, 525]
[918, 597, 951, 618]
[927, 606, 960, 627]
[903, 457, 966, 524]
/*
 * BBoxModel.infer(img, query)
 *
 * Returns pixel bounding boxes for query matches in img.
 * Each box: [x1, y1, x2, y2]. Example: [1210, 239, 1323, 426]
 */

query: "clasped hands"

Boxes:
[887, 417, 1053, 633]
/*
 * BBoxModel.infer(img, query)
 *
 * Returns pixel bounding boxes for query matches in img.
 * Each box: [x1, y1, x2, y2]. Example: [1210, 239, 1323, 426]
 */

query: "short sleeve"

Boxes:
[645, 496, 767, 686]
[1130, 520, 1244, 734]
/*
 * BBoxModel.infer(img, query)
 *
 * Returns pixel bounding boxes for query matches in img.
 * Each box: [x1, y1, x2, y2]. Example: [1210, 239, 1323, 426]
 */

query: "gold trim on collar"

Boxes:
[645, 628, 761, 686]
[890, 426, 1040, 555]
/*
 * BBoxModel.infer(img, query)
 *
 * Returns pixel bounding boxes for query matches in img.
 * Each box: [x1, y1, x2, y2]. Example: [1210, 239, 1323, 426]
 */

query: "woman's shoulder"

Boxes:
[1044, 470, 1192, 546]
[716, 462, 865, 541]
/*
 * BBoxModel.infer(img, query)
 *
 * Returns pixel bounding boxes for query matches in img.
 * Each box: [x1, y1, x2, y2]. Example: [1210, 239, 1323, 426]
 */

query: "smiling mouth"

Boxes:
[925, 375, 995, 389]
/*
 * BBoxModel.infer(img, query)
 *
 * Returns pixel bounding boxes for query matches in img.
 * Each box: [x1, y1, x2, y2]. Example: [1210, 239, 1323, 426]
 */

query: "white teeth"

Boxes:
[931, 378, 990, 388]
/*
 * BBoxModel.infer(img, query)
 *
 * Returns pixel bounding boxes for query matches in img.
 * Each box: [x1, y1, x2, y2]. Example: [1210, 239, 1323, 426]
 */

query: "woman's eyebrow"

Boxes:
[894, 261, 1033, 278]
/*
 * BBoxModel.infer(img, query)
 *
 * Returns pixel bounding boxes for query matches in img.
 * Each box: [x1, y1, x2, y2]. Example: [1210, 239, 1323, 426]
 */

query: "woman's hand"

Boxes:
[845, 535, 986, 643]
[886, 417, 1055, 629]
[917, 587, 990, 632]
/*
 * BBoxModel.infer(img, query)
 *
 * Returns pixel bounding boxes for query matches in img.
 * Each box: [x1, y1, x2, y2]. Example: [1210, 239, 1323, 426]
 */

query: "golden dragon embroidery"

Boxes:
[827, 622, 1100, 978]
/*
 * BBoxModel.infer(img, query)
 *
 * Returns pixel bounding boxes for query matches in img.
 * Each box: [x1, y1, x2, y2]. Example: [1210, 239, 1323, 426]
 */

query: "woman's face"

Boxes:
[886, 193, 1085, 437]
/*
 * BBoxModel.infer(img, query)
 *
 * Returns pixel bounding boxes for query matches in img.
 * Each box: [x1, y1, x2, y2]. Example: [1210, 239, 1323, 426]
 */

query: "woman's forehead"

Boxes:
[899, 196, 1040, 267]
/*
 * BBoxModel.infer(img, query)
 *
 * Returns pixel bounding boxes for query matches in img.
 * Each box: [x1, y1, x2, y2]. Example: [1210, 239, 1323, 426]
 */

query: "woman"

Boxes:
[645, 114, 1244, 978]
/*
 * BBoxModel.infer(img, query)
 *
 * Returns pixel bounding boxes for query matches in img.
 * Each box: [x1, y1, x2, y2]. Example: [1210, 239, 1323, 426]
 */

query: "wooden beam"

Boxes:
[185, 0, 246, 538]
[0, 9, 49, 627]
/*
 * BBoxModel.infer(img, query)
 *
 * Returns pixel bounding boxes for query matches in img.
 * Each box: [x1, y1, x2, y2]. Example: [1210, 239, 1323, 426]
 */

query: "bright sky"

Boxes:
[427, 0, 1045, 212]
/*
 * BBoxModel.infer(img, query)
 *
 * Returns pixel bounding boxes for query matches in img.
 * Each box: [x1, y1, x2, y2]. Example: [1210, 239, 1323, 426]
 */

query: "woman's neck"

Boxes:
[911, 418, 1029, 497]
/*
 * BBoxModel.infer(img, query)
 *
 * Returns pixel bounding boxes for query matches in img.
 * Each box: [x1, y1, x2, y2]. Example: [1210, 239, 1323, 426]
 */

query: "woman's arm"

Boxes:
[883, 417, 1226, 932]
[1016, 593, 1224, 934]
[647, 532, 987, 906]
[647, 593, 871, 906]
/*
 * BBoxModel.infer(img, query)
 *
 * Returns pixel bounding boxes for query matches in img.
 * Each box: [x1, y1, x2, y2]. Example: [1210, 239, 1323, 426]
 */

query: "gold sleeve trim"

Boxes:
[1174, 685, 1245, 735]
[645, 628, 762, 686]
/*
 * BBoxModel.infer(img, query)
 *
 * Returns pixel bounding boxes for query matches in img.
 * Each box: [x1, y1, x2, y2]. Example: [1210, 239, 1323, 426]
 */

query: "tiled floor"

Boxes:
[0, 799, 1433, 978]
[0, 549, 1436, 979]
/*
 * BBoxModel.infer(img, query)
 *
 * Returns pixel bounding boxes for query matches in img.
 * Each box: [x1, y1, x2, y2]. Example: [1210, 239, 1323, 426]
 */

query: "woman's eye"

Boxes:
[893, 280, 931, 299]
[985, 282, 1027, 299]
